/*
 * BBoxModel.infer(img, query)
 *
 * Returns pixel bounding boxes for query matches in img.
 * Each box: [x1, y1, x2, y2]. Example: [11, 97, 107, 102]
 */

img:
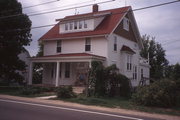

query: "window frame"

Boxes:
[70, 22, 73, 30]
[133, 66, 137, 80]
[79, 21, 83, 29]
[74, 21, 77, 29]
[65, 23, 68, 31]
[85, 38, 91, 52]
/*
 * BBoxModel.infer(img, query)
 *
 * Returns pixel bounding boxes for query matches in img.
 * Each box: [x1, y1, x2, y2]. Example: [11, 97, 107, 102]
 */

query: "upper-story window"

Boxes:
[127, 54, 132, 71]
[79, 21, 82, 29]
[65, 23, 68, 31]
[85, 38, 91, 51]
[74, 21, 77, 29]
[114, 36, 117, 51]
[123, 17, 129, 31]
[70, 22, 73, 30]
[133, 65, 137, 80]
[84, 20, 87, 28]
[57, 40, 61, 53]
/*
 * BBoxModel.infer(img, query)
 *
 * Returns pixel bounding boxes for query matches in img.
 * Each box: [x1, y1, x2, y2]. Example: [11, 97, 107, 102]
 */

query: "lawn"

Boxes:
[58, 95, 180, 116]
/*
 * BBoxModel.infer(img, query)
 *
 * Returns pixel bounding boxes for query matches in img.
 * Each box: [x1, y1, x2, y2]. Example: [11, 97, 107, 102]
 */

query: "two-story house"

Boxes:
[28, 5, 150, 87]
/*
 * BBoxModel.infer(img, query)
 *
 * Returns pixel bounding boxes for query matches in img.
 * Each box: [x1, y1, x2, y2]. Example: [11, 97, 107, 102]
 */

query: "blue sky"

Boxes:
[18, 0, 180, 64]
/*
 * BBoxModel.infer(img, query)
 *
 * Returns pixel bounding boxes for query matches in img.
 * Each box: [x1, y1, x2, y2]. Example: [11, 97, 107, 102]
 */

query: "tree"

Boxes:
[0, 0, 32, 85]
[140, 35, 168, 82]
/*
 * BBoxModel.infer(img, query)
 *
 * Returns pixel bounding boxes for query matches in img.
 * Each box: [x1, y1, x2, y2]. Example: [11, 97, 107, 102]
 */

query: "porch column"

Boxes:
[28, 62, 33, 85]
[55, 62, 60, 87]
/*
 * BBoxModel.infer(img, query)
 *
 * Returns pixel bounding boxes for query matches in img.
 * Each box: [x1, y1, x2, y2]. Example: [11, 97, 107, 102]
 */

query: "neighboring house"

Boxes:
[18, 49, 30, 84]
[29, 5, 150, 87]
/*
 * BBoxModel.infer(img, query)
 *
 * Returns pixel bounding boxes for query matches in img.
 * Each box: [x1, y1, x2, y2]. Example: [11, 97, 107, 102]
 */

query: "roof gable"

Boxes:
[40, 6, 130, 41]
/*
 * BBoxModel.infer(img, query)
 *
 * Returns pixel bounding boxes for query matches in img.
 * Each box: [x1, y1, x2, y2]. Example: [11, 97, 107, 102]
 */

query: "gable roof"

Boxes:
[39, 6, 131, 41]
[121, 45, 135, 54]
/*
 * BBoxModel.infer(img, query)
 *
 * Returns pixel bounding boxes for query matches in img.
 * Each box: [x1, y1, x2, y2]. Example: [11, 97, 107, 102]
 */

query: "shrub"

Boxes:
[132, 79, 179, 107]
[57, 86, 76, 99]
[20, 86, 55, 95]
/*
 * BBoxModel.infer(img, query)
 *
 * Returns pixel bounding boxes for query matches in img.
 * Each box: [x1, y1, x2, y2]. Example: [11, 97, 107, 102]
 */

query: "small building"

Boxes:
[29, 5, 150, 87]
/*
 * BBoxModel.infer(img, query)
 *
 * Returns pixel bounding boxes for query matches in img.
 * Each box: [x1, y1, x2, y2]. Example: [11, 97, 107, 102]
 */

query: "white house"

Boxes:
[29, 5, 150, 87]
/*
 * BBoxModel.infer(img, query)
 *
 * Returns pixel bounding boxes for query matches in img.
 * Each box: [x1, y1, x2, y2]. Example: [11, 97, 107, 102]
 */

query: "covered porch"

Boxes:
[28, 53, 106, 87]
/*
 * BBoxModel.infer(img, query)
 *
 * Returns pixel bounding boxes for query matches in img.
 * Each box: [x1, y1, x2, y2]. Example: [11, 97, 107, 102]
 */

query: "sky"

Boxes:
[18, 0, 180, 64]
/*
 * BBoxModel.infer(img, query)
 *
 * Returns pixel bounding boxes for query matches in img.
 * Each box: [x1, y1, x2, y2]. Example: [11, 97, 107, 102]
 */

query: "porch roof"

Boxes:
[29, 53, 106, 63]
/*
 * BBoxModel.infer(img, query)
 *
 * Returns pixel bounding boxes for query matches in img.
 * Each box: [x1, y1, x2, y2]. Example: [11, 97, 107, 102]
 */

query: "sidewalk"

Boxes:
[0, 94, 179, 120]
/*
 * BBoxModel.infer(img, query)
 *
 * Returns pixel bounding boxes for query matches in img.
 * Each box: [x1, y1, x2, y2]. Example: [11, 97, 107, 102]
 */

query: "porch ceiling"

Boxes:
[29, 53, 106, 63]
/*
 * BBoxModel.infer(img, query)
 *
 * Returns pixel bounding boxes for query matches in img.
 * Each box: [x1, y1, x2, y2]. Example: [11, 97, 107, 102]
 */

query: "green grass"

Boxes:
[57, 95, 180, 116]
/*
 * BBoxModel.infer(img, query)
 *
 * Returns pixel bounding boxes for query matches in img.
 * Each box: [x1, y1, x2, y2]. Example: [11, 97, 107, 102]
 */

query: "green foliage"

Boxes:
[57, 86, 76, 99]
[0, 0, 32, 85]
[88, 61, 131, 97]
[140, 35, 168, 82]
[132, 79, 180, 107]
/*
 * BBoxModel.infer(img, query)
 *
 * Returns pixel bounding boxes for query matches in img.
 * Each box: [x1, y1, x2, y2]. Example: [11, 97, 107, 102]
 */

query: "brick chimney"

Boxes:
[92, 4, 98, 12]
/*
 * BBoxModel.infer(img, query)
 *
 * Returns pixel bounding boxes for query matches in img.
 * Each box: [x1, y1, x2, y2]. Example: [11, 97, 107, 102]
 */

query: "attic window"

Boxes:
[74, 21, 77, 29]
[84, 20, 87, 28]
[123, 17, 129, 31]
[70, 22, 73, 30]
[65, 23, 68, 30]
[79, 21, 82, 29]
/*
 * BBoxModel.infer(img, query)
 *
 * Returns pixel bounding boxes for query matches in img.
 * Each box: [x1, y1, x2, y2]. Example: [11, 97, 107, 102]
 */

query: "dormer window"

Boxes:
[84, 20, 87, 28]
[65, 23, 68, 31]
[123, 17, 129, 31]
[74, 21, 77, 29]
[79, 21, 82, 29]
[70, 22, 73, 30]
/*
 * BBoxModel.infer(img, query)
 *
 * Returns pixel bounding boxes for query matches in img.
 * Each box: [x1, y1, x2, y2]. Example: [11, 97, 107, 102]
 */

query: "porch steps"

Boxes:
[73, 87, 85, 94]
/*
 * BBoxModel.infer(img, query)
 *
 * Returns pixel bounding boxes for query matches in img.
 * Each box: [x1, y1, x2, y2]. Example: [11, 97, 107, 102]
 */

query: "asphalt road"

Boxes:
[0, 99, 160, 120]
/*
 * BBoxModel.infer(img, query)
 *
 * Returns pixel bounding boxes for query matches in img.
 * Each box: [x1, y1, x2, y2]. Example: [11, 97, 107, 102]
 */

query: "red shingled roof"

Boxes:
[121, 45, 135, 54]
[38, 53, 106, 58]
[40, 6, 131, 41]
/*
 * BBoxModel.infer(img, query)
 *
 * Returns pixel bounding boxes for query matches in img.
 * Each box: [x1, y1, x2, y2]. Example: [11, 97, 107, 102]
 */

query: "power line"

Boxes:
[1, 0, 180, 32]
[23, 0, 60, 9]
[0, 0, 61, 14]
[27, 0, 95, 14]
[0, 0, 114, 19]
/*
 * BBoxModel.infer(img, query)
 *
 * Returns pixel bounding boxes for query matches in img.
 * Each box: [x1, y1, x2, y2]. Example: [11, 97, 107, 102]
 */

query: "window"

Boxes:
[141, 69, 143, 79]
[57, 40, 61, 53]
[127, 55, 132, 71]
[84, 20, 87, 28]
[114, 36, 117, 51]
[123, 17, 129, 31]
[70, 22, 73, 30]
[133, 66, 137, 80]
[65, 23, 68, 31]
[85, 38, 91, 51]
[65, 63, 70, 78]
[74, 21, 77, 29]
[79, 21, 82, 29]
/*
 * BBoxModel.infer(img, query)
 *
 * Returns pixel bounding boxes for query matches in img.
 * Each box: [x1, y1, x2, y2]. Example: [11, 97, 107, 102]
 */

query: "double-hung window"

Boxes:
[65, 63, 70, 78]
[127, 55, 132, 71]
[57, 40, 61, 53]
[114, 36, 117, 51]
[85, 38, 91, 51]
